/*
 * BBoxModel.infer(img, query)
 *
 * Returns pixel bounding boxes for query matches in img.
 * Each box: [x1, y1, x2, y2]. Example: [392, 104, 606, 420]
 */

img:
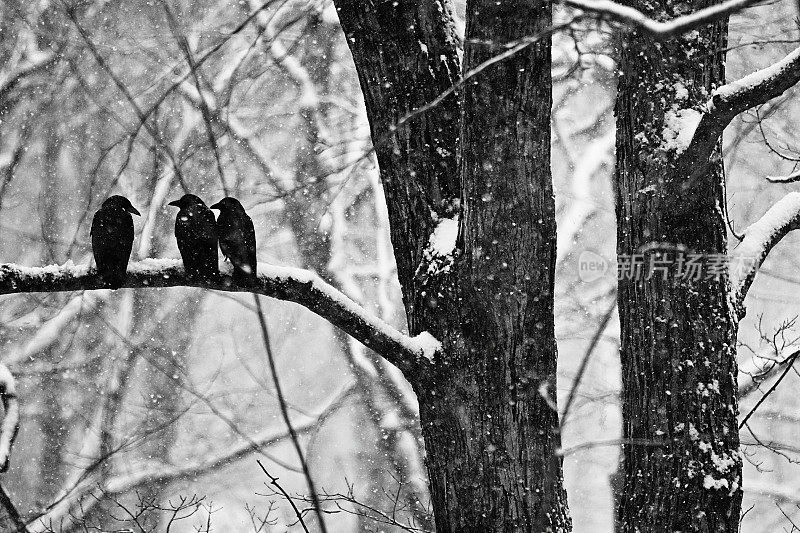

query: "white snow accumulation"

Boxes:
[428, 217, 459, 257]
[661, 105, 702, 154]
[703, 474, 729, 490]
[767, 169, 800, 183]
[406, 331, 442, 362]
[3, 260, 90, 280]
[731, 192, 800, 289]
[127, 258, 183, 274]
[673, 81, 689, 101]
[712, 45, 800, 102]
[260, 263, 441, 362]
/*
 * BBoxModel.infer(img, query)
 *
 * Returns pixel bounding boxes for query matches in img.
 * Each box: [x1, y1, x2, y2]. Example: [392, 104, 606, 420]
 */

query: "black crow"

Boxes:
[168, 194, 219, 282]
[91, 195, 140, 289]
[210, 197, 257, 285]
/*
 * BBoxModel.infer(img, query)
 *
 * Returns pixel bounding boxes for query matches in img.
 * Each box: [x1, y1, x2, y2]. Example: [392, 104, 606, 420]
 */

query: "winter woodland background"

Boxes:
[0, 0, 799, 531]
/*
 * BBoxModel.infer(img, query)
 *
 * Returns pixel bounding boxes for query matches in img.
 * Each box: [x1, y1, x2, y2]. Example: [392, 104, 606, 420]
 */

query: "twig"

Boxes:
[255, 460, 311, 533]
[739, 349, 800, 428]
[253, 295, 328, 533]
[560, 297, 616, 431]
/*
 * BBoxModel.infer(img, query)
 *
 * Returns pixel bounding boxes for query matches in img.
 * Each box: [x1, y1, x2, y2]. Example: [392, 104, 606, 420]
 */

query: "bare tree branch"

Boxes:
[739, 349, 800, 428]
[3, 291, 110, 368]
[26, 412, 328, 533]
[0, 260, 439, 376]
[738, 348, 792, 399]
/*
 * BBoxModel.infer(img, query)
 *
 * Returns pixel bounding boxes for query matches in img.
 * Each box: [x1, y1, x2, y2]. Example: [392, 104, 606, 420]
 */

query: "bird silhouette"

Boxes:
[210, 197, 257, 285]
[91, 195, 140, 289]
[168, 194, 219, 282]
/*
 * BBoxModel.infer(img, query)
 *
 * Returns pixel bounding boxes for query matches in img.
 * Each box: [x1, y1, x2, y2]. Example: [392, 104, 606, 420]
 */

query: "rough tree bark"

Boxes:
[334, 0, 570, 531]
[614, 2, 742, 531]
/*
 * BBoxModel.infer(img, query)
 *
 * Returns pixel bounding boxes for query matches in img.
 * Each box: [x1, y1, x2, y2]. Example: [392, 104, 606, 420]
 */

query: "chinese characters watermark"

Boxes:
[578, 250, 758, 283]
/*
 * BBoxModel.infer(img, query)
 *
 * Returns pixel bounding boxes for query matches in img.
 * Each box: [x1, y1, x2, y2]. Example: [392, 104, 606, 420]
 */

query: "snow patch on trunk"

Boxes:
[428, 217, 459, 257]
[661, 105, 701, 154]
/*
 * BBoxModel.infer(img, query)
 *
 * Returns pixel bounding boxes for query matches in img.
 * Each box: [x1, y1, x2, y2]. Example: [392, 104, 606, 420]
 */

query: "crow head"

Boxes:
[168, 194, 207, 210]
[103, 195, 140, 216]
[209, 197, 246, 212]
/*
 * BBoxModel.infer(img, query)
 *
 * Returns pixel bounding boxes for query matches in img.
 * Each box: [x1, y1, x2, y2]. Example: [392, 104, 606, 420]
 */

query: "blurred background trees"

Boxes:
[0, 0, 798, 531]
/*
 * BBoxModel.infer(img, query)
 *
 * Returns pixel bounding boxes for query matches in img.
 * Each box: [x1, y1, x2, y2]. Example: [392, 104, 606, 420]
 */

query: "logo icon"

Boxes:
[578, 251, 610, 282]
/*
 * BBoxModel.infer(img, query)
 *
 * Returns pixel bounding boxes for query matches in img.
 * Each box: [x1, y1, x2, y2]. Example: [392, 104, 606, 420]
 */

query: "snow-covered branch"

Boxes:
[730, 192, 800, 310]
[687, 46, 800, 164]
[710, 46, 800, 116]
[767, 169, 800, 184]
[562, 0, 762, 39]
[0, 260, 440, 375]
[738, 346, 799, 399]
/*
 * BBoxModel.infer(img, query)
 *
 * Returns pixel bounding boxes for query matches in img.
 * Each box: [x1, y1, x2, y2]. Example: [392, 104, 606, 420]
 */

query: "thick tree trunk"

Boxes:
[335, 0, 569, 531]
[614, 3, 742, 531]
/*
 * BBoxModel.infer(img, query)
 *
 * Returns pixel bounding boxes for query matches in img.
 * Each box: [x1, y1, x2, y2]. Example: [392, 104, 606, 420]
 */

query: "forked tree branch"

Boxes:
[0, 260, 440, 376]
[730, 192, 800, 311]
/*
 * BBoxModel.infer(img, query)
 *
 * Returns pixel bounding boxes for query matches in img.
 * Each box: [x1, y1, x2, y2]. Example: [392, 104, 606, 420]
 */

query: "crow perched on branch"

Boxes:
[168, 194, 219, 282]
[210, 197, 257, 285]
[91, 195, 140, 289]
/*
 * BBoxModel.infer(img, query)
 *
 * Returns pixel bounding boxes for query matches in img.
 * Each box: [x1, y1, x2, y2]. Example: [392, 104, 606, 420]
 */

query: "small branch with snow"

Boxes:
[0, 260, 440, 375]
[767, 169, 800, 184]
[562, 0, 763, 40]
[738, 346, 799, 399]
[730, 192, 800, 311]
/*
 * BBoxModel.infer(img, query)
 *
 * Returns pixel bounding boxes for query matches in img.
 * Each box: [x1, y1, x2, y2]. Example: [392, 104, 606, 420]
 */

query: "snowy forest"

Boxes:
[0, 0, 800, 531]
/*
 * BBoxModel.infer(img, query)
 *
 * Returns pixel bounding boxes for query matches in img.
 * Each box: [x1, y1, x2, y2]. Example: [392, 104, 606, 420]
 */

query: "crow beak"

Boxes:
[209, 201, 221, 210]
[167, 200, 181, 207]
[128, 206, 141, 216]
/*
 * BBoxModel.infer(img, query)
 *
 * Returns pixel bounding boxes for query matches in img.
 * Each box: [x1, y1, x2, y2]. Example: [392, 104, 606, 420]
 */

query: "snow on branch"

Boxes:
[0, 260, 440, 374]
[710, 45, 800, 118]
[686, 46, 800, 163]
[738, 346, 798, 399]
[730, 192, 800, 309]
[767, 169, 800, 184]
[562, 0, 762, 39]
